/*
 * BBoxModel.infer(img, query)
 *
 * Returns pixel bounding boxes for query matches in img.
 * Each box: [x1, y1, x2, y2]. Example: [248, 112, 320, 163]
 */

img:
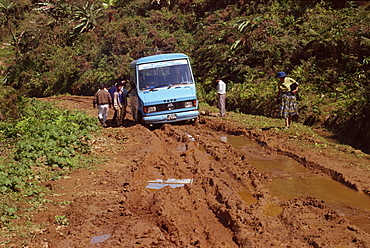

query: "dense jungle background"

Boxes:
[1, 0, 369, 152]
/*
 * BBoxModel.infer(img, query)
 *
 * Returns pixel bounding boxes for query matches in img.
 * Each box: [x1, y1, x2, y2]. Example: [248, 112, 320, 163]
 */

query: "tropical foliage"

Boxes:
[0, 0, 370, 151]
[0, 97, 98, 224]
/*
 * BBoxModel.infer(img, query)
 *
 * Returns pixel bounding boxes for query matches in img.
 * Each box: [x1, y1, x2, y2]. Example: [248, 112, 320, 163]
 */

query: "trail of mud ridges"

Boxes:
[40, 122, 370, 247]
[126, 125, 240, 247]
[148, 125, 370, 247]
[23, 96, 370, 247]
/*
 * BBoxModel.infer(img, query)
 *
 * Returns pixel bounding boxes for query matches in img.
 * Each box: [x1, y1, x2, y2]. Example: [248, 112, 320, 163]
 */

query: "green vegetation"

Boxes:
[0, 0, 369, 153]
[54, 215, 69, 226]
[0, 95, 98, 230]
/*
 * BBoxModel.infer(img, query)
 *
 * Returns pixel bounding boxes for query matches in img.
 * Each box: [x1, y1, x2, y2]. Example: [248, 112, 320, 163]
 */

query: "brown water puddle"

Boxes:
[238, 189, 258, 206]
[223, 135, 370, 234]
[263, 203, 284, 216]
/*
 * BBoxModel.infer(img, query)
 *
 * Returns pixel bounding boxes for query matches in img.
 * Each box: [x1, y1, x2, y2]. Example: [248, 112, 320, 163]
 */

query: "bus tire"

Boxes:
[137, 111, 148, 127]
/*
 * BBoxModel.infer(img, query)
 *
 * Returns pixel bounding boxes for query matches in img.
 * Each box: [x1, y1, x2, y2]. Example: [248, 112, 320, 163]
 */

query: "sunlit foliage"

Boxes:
[1, 0, 370, 151]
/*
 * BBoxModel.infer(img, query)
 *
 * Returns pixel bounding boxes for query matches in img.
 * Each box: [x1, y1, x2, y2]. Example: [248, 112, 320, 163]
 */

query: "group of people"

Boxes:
[94, 72, 299, 129]
[215, 71, 299, 129]
[93, 81, 133, 127]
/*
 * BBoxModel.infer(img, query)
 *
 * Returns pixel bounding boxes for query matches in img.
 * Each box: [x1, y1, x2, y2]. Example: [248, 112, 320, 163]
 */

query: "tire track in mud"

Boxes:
[39, 122, 370, 248]
[119, 124, 370, 247]
[28, 96, 370, 248]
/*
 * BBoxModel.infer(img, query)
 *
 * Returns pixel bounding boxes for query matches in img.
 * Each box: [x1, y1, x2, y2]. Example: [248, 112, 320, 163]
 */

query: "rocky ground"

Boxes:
[5, 95, 370, 248]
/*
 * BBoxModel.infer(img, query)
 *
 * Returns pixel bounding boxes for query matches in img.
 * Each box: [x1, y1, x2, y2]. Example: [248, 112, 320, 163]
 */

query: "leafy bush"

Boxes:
[0, 99, 99, 195]
[0, 92, 101, 226]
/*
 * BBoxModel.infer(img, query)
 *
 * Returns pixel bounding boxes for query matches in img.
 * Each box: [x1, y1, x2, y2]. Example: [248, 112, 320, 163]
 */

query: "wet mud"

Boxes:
[14, 96, 370, 247]
[225, 134, 370, 234]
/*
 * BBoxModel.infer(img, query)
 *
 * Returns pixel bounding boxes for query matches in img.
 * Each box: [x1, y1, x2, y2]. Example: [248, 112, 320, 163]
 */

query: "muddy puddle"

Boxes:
[222, 134, 370, 234]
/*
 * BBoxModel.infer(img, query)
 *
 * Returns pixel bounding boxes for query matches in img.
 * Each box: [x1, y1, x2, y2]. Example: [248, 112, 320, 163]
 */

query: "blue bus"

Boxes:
[129, 53, 199, 126]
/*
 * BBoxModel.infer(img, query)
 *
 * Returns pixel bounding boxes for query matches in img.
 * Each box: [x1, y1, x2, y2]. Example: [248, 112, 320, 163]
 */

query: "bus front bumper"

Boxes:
[143, 110, 199, 125]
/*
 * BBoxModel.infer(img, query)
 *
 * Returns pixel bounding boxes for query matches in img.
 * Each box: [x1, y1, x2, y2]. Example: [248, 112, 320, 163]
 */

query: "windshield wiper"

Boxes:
[152, 84, 171, 89]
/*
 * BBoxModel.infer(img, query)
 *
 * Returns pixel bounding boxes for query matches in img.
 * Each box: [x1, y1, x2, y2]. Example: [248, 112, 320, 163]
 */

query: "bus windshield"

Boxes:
[138, 59, 194, 90]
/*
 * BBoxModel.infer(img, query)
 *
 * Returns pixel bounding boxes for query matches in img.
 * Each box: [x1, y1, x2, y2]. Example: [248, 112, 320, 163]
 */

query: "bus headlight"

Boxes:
[147, 106, 157, 113]
[184, 101, 193, 108]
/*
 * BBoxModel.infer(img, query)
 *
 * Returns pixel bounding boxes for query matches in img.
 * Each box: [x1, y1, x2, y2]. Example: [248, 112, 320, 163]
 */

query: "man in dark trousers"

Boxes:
[93, 84, 112, 127]
[120, 80, 135, 125]
[108, 83, 118, 121]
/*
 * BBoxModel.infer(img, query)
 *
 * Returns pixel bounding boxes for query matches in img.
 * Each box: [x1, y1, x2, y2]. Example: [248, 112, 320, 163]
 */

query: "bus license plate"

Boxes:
[167, 114, 177, 120]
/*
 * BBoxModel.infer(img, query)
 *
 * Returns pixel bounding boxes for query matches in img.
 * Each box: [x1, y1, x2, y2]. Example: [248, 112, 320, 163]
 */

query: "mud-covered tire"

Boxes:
[137, 111, 148, 128]
[137, 111, 143, 124]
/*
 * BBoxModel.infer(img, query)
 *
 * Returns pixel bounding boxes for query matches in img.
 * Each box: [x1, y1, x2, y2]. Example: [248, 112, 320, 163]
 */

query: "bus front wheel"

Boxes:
[137, 111, 148, 127]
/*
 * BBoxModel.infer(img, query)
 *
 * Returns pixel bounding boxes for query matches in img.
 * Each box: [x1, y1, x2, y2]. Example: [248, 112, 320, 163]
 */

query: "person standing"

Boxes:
[276, 72, 299, 129]
[93, 83, 112, 127]
[216, 77, 226, 117]
[119, 80, 134, 126]
[113, 82, 123, 127]
[108, 83, 118, 121]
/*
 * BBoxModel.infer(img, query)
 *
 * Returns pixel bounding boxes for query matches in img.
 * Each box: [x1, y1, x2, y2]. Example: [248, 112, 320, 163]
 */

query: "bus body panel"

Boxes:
[143, 110, 199, 125]
[130, 53, 199, 125]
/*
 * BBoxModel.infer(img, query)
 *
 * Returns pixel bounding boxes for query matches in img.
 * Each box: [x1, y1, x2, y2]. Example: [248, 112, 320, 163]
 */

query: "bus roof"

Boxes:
[130, 53, 189, 68]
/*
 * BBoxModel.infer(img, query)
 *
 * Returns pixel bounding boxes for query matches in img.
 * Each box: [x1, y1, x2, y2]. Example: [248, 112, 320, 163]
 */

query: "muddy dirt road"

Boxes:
[19, 96, 370, 247]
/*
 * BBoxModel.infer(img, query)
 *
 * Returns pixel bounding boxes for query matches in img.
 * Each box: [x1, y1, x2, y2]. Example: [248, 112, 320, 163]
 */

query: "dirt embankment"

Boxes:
[12, 96, 370, 247]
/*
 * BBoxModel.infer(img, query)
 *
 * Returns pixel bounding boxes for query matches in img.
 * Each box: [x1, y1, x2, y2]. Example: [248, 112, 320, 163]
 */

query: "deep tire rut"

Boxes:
[22, 96, 370, 248]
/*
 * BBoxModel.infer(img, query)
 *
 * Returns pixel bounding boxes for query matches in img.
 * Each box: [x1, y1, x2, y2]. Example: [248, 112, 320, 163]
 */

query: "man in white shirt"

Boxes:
[216, 77, 226, 117]
[113, 83, 123, 127]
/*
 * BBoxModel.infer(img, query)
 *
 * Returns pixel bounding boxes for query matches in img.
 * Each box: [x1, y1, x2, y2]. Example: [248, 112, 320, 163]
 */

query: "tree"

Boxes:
[102, 0, 116, 22]
[73, 2, 103, 33]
